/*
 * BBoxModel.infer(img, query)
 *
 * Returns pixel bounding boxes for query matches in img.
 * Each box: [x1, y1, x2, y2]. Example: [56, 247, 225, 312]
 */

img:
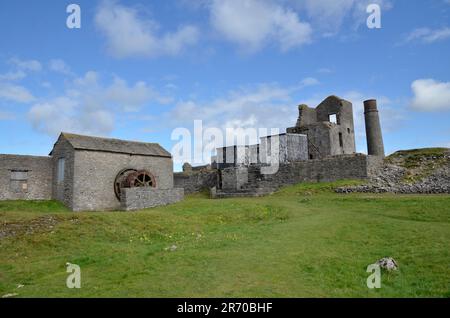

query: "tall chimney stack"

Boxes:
[364, 99, 385, 157]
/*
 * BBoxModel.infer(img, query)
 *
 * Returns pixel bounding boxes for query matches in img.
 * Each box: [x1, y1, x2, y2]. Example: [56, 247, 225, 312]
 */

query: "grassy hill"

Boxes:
[386, 148, 449, 183]
[0, 180, 449, 298]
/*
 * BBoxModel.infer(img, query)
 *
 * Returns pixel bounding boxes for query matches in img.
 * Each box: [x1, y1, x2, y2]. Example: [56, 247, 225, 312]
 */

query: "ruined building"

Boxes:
[202, 95, 385, 198]
[286, 95, 356, 159]
[1, 95, 385, 210]
[0, 133, 184, 211]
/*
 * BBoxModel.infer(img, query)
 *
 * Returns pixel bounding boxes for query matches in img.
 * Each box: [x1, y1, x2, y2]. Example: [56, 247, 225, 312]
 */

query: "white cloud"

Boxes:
[404, 27, 450, 44]
[293, 0, 391, 34]
[0, 82, 35, 103]
[49, 59, 72, 75]
[0, 111, 15, 120]
[41, 81, 52, 89]
[300, 77, 319, 86]
[28, 97, 114, 137]
[0, 58, 42, 82]
[0, 70, 26, 81]
[411, 79, 450, 111]
[27, 71, 172, 137]
[167, 79, 319, 135]
[301, 0, 355, 32]
[9, 58, 42, 72]
[317, 68, 333, 74]
[95, 0, 199, 58]
[105, 77, 173, 111]
[209, 0, 312, 52]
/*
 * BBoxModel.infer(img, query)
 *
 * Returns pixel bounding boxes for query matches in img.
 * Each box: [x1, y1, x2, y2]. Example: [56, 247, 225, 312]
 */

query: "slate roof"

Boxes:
[52, 132, 172, 158]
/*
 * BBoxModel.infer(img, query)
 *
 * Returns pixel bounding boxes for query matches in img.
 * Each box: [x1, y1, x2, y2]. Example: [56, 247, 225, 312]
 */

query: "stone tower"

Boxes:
[287, 96, 356, 159]
[364, 99, 385, 157]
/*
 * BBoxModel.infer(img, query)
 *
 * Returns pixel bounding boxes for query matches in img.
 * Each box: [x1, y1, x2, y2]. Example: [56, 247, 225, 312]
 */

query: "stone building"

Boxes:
[2, 95, 386, 205]
[207, 95, 385, 197]
[0, 133, 183, 211]
[214, 134, 308, 170]
[287, 95, 356, 159]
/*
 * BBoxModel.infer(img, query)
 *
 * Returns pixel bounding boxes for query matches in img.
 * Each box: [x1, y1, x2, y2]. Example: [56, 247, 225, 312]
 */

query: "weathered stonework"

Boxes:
[51, 135, 75, 209]
[287, 96, 356, 159]
[259, 133, 308, 164]
[0, 155, 53, 200]
[72, 150, 174, 211]
[220, 166, 249, 191]
[0, 132, 181, 212]
[211, 95, 385, 197]
[364, 99, 385, 157]
[215, 154, 383, 196]
[260, 154, 382, 185]
[120, 188, 184, 211]
[1, 95, 386, 205]
[215, 134, 308, 169]
[174, 170, 218, 194]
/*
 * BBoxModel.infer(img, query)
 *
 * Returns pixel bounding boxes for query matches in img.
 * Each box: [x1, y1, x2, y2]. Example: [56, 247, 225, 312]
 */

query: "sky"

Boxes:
[0, 0, 449, 171]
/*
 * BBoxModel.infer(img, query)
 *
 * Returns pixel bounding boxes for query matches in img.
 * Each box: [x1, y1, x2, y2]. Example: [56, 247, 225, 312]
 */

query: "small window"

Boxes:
[11, 170, 28, 181]
[10, 170, 28, 193]
[329, 114, 337, 124]
[57, 158, 65, 183]
[347, 128, 351, 134]
[339, 133, 343, 148]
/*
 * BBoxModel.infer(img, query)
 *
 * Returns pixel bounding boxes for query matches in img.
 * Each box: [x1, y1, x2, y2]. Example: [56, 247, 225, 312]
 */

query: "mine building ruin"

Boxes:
[286, 95, 356, 159]
[1, 95, 386, 209]
[204, 95, 385, 198]
[0, 133, 184, 211]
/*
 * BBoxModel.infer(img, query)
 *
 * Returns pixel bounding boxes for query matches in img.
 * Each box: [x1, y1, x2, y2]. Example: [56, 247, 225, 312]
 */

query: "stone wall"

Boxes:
[220, 167, 249, 191]
[72, 150, 174, 211]
[216, 145, 250, 169]
[174, 170, 218, 194]
[51, 136, 75, 209]
[121, 188, 184, 211]
[0, 154, 53, 200]
[260, 133, 308, 164]
[260, 154, 381, 186]
[219, 154, 383, 192]
[287, 96, 356, 159]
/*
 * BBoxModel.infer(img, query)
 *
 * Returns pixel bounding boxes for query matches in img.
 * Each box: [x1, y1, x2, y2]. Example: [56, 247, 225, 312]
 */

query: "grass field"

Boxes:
[0, 180, 449, 298]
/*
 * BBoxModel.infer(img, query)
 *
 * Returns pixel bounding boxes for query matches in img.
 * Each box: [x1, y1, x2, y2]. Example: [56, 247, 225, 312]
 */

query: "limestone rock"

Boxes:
[376, 257, 398, 271]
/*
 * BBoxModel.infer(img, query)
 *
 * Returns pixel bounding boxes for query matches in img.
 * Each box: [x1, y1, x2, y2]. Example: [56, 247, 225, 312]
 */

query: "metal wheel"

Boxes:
[126, 170, 156, 188]
[114, 168, 137, 200]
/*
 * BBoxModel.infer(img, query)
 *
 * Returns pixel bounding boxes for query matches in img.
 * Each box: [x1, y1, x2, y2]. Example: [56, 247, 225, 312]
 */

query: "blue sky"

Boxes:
[0, 0, 450, 170]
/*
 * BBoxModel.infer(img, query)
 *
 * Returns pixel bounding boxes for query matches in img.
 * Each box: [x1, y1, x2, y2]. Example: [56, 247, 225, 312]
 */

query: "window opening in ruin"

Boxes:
[347, 128, 351, 134]
[339, 133, 343, 148]
[57, 158, 65, 183]
[10, 170, 28, 192]
[329, 114, 337, 124]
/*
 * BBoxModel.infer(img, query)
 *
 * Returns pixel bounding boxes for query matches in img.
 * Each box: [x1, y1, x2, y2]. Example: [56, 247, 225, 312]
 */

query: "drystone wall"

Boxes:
[174, 170, 218, 194]
[121, 188, 184, 211]
[220, 154, 383, 192]
[262, 154, 381, 185]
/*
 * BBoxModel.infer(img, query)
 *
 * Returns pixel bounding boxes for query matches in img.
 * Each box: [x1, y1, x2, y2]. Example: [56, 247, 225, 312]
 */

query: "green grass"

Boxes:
[0, 180, 449, 298]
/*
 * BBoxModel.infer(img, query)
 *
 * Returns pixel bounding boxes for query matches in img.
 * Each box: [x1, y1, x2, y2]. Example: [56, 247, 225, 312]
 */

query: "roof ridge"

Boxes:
[59, 132, 172, 158]
[61, 132, 159, 146]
